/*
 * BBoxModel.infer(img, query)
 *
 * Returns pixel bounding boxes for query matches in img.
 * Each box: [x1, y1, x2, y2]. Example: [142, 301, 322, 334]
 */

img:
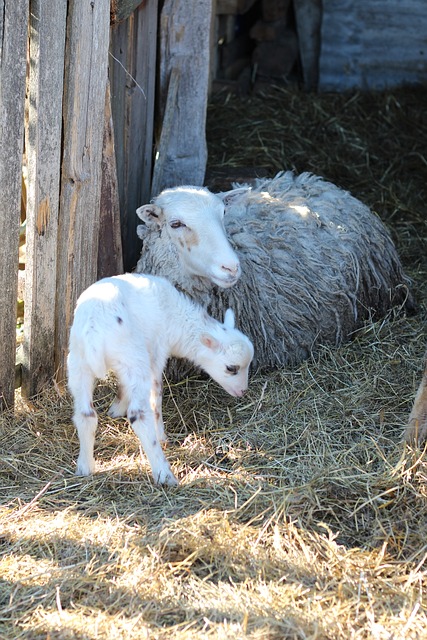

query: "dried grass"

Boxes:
[1, 85, 427, 639]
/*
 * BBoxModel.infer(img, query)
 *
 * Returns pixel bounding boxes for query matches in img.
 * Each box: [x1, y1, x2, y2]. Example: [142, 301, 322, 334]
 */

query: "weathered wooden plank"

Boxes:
[319, 0, 427, 90]
[110, 0, 143, 24]
[294, 0, 322, 92]
[97, 80, 124, 279]
[150, 67, 180, 198]
[22, 0, 67, 398]
[110, 0, 158, 271]
[158, 0, 213, 190]
[55, 0, 110, 383]
[0, 1, 29, 409]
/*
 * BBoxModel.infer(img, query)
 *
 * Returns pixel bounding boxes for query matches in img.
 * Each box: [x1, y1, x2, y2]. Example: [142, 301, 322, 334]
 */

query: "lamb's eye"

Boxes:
[226, 365, 239, 375]
[170, 220, 186, 229]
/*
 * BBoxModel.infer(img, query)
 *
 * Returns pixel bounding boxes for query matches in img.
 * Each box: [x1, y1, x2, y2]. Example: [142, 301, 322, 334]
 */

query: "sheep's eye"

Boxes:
[226, 365, 239, 375]
[170, 220, 186, 229]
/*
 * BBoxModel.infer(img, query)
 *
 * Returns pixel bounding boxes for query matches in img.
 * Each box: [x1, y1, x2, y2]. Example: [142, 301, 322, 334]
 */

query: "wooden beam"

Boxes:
[55, 0, 110, 383]
[158, 0, 213, 190]
[294, 0, 322, 92]
[150, 67, 180, 198]
[22, 0, 67, 398]
[0, 0, 29, 409]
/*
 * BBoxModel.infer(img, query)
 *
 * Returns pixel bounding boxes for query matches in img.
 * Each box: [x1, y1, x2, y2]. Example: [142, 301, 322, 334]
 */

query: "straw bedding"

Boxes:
[1, 85, 427, 638]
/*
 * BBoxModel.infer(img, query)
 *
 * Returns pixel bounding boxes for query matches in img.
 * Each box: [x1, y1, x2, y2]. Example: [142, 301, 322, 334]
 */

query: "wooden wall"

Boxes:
[320, 0, 427, 90]
[1, 0, 111, 407]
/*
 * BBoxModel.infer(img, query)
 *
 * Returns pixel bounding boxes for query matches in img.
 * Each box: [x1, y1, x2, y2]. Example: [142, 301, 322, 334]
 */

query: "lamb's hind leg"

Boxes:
[68, 355, 98, 476]
[150, 374, 167, 444]
[121, 371, 177, 486]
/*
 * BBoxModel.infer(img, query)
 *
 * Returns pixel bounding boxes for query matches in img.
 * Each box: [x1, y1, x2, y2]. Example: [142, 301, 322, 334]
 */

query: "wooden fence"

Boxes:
[0, 0, 152, 410]
[0, 0, 212, 411]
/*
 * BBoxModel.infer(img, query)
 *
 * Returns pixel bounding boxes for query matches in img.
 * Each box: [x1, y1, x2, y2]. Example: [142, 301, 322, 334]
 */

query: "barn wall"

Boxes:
[319, 0, 427, 90]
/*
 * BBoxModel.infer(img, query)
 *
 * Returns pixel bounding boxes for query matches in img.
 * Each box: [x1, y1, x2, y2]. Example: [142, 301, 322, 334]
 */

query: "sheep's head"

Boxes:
[136, 186, 241, 288]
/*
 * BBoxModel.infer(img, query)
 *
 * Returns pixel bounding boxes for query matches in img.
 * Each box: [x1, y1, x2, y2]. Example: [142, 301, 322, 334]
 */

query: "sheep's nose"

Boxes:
[221, 262, 240, 276]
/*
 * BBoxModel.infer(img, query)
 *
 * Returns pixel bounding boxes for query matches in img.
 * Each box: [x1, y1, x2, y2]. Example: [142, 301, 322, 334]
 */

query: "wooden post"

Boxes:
[158, 0, 214, 190]
[110, 0, 158, 271]
[0, 1, 29, 409]
[150, 67, 180, 199]
[22, 0, 67, 398]
[294, 0, 322, 91]
[55, 0, 110, 383]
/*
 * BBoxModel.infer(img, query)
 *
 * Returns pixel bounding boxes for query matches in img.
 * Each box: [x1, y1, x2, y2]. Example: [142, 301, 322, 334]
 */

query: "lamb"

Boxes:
[136, 171, 414, 372]
[67, 273, 254, 486]
[405, 349, 427, 444]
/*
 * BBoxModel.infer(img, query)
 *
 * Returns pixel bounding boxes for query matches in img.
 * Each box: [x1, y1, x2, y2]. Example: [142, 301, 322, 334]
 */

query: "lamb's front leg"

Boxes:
[128, 403, 177, 486]
[109, 383, 129, 418]
[405, 354, 427, 444]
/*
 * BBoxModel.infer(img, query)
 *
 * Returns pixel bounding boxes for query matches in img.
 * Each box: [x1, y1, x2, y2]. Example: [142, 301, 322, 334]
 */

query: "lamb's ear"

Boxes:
[223, 308, 235, 329]
[200, 333, 221, 352]
[218, 186, 250, 208]
[136, 204, 165, 229]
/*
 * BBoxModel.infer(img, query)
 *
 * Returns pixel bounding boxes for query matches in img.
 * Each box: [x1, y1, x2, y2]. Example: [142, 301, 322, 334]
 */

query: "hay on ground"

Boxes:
[1, 85, 427, 639]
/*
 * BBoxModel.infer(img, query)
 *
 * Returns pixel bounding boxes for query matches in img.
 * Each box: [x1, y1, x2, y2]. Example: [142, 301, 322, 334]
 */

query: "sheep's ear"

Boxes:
[218, 187, 250, 208]
[136, 204, 165, 229]
[223, 308, 235, 329]
[200, 333, 221, 352]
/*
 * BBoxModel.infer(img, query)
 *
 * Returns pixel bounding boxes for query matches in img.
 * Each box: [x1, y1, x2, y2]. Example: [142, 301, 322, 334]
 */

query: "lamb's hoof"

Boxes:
[108, 402, 127, 419]
[405, 418, 427, 446]
[75, 458, 95, 476]
[154, 470, 179, 487]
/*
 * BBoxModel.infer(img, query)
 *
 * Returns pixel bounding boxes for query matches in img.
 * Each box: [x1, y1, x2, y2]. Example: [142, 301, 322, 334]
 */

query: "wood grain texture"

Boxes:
[110, 0, 144, 23]
[0, 1, 29, 409]
[110, 0, 158, 271]
[320, 0, 427, 90]
[55, 0, 110, 382]
[157, 0, 213, 191]
[22, 0, 67, 398]
[97, 80, 124, 279]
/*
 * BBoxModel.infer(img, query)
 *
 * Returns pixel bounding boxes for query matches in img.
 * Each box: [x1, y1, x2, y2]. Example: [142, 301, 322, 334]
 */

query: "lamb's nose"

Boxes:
[221, 262, 240, 277]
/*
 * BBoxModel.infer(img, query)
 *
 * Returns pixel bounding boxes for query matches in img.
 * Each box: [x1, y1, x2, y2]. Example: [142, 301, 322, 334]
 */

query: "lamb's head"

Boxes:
[197, 309, 254, 398]
[136, 186, 241, 288]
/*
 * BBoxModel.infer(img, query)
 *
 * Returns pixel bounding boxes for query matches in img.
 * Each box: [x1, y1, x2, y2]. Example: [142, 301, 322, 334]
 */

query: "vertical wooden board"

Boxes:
[55, 0, 110, 382]
[22, 0, 67, 398]
[110, 0, 158, 271]
[319, 0, 427, 90]
[294, 0, 322, 92]
[97, 80, 124, 279]
[0, 1, 29, 409]
[158, 0, 213, 191]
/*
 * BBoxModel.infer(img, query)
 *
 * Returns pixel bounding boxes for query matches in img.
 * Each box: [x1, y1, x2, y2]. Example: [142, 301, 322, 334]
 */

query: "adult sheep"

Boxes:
[135, 171, 413, 372]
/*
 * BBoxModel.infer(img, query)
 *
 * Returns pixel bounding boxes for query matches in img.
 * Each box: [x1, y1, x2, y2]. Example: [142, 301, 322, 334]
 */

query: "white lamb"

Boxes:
[67, 273, 254, 486]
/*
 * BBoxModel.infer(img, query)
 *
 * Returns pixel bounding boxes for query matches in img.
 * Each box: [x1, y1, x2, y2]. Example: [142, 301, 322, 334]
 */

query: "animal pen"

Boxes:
[1, 0, 427, 638]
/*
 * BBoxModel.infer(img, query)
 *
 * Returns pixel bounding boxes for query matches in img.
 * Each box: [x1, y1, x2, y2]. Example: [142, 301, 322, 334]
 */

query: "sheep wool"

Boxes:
[136, 171, 413, 372]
